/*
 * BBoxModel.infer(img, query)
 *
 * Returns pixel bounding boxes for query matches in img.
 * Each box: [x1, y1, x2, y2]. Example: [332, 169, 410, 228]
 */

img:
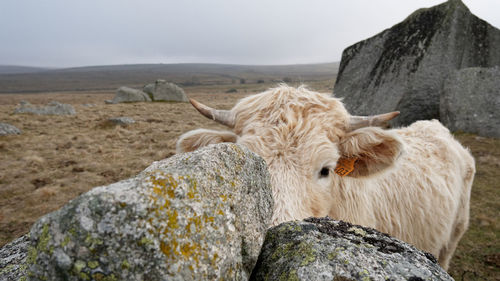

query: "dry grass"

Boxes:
[0, 82, 498, 280]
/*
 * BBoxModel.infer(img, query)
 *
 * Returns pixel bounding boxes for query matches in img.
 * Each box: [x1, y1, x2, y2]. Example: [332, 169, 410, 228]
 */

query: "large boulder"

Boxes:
[0, 122, 22, 136]
[251, 217, 452, 281]
[441, 67, 500, 137]
[14, 101, 76, 115]
[143, 80, 188, 102]
[0, 143, 273, 280]
[334, 0, 500, 126]
[108, 86, 152, 104]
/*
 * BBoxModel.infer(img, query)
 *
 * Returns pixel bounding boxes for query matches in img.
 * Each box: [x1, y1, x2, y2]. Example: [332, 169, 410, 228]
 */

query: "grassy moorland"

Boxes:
[0, 64, 498, 280]
[0, 62, 338, 93]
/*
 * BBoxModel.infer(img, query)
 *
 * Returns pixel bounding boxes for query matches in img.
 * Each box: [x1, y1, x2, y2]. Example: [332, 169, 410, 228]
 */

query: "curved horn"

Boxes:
[348, 111, 400, 131]
[189, 98, 235, 128]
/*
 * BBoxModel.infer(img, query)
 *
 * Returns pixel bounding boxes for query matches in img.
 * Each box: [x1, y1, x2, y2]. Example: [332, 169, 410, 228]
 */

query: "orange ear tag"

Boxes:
[334, 158, 356, 177]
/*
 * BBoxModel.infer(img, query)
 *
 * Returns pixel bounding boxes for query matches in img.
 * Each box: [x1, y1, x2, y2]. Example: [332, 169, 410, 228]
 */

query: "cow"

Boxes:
[176, 85, 475, 270]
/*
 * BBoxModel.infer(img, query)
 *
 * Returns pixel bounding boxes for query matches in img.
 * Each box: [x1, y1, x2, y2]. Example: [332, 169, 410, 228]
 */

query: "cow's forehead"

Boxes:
[232, 85, 349, 138]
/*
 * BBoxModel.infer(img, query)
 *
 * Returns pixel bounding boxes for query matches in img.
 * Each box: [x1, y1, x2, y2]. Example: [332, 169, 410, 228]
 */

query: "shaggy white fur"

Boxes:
[177, 85, 475, 270]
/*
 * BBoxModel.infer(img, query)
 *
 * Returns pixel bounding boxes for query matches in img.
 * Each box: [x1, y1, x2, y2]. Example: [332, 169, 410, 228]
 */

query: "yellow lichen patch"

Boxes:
[211, 253, 219, 267]
[87, 260, 99, 269]
[143, 171, 231, 274]
[180, 242, 200, 263]
[160, 239, 179, 257]
[167, 210, 179, 229]
[61, 235, 71, 247]
[187, 216, 202, 232]
[347, 226, 367, 237]
[121, 260, 130, 270]
[203, 215, 215, 223]
[148, 173, 180, 199]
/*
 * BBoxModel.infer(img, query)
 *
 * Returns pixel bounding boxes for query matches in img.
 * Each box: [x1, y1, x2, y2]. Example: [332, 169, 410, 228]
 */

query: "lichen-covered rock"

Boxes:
[334, 0, 500, 126]
[251, 218, 452, 281]
[109, 86, 152, 104]
[0, 235, 29, 281]
[14, 101, 76, 115]
[0, 122, 22, 136]
[145, 80, 188, 102]
[441, 67, 500, 137]
[3, 143, 272, 280]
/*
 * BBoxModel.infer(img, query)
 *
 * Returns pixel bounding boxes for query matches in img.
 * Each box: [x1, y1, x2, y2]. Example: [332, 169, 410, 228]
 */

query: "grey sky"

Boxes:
[0, 0, 498, 68]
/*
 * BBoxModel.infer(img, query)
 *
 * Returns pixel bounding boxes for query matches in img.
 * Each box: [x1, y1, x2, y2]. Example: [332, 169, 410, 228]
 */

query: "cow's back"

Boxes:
[370, 120, 474, 268]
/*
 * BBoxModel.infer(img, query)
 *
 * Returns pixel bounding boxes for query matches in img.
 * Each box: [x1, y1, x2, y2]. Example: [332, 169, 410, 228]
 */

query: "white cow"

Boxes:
[177, 85, 475, 270]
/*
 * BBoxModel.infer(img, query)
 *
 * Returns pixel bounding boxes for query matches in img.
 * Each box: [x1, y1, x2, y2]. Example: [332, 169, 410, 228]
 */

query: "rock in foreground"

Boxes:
[251, 217, 452, 281]
[1, 143, 273, 280]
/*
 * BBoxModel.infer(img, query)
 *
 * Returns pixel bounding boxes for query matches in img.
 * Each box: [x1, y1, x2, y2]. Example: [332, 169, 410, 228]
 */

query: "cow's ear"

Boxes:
[337, 127, 403, 177]
[176, 128, 237, 153]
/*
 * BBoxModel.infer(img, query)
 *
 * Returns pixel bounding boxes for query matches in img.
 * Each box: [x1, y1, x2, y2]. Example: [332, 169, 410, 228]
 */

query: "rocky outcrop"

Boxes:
[143, 80, 188, 102]
[0, 143, 273, 280]
[14, 101, 76, 115]
[0, 122, 21, 136]
[334, 0, 500, 126]
[251, 217, 452, 281]
[441, 67, 500, 137]
[107, 82, 187, 104]
[107, 86, 152, 104]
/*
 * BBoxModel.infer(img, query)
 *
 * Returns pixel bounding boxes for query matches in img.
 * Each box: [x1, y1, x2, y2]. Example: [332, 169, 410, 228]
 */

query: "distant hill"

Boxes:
[0, 65, 53, 75]
[0, 62, 339, 93]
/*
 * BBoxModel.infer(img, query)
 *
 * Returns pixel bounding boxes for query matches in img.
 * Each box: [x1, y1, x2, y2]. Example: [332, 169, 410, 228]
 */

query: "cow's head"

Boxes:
[177, 85, 403, 224]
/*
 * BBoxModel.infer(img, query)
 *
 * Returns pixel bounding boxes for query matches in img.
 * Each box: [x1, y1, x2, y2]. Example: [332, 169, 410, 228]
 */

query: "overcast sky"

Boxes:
[0, 0, 498, 68]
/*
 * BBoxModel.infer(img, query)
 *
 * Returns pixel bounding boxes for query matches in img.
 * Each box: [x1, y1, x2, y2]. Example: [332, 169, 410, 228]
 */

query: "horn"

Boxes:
[189, 98, 235, 128]
[348, 111, 400, 131]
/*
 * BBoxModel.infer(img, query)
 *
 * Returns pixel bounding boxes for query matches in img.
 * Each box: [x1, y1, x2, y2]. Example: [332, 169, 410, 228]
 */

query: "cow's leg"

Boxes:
[439, 169, 473, 270]
[438, 211, 469, 270]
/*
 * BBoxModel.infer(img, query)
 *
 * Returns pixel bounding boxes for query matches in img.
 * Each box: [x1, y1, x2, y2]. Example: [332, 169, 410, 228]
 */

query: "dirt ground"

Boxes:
[0, 83, 498, 280]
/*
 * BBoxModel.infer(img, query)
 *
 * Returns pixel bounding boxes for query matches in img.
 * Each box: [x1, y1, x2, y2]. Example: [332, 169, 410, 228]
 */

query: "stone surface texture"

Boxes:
[441, 66, 500, 137]
[0, 143, 273, 281]
[250, 217, 453, 281]
[333, 0, 500, 126]
[110, 86, 152, 104]
[107, 117, 136, 126]
[0, 122, 22, 136]
[144, 80, 188, 102]
[0, 235, 29, 281]
[14, 101, 76, 116]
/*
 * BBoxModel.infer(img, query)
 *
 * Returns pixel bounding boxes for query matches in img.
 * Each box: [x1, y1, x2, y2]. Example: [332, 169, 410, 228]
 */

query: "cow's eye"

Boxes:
[319, 167, 330, 177]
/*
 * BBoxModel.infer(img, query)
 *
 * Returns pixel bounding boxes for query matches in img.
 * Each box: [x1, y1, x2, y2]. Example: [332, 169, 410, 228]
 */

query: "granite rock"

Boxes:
[441, 67, 500, 137]
[144, 80, 188, 102]
[1, 143, 273, 281]
[334, 0, 500, 126]
[109, 86, 152, 104]
[14, 101, 76, 116]
[0, 122, 22, 136]
[251, 217, 453, 281]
